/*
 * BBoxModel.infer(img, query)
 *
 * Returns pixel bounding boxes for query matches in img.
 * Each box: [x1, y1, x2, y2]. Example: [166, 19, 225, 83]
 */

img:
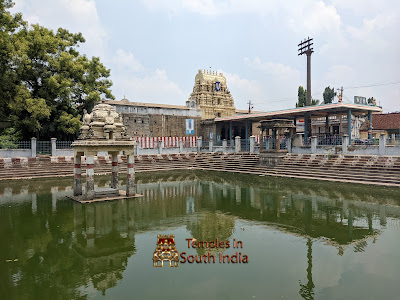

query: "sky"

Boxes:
[11, 0, 400, 112]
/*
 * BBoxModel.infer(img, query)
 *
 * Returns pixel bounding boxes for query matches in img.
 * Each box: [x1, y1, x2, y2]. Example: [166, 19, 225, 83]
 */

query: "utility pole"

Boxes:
[298, 37, 314, 106]
[247, 100, 254, 114]
[298, 37, 314, 143]
[336, 87, 344, 135]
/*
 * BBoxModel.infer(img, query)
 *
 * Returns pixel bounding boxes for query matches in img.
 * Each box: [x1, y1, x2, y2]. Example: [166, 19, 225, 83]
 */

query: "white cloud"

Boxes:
[244, 57, 301, 80]
[323, 65, 356, 87]
[331, 0, 400, 17]
[141, 0, 342, 35]
[111, 58, 184, 103]
[285, 1, 342, 36]
[12, 0, 108, 59]
[113, 49, 144, 73]
[347, 14, 396, 48]
[113, 69, 184, 103]
[242, 57, 302, 111]
[221, 71, 264, 110]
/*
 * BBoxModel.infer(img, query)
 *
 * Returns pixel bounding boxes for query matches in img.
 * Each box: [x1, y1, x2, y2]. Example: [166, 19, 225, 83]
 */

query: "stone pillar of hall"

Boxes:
[275, 129, 281, 151]
[304, 114, 309, 144]
[271, 129, 276, 150]
[111, 152, 119, 189]
[325, 114, 329, 133]
[126, 152, 136, 196]
[73, 153, 83, 196]
[347, 109, 352, 143]
[86, 153, 95, 200]
[368, 111, 373, 140]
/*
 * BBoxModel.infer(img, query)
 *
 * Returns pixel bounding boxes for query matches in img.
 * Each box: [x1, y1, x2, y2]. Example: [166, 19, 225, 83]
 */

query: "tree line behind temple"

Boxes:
[296, 85, 377, 107]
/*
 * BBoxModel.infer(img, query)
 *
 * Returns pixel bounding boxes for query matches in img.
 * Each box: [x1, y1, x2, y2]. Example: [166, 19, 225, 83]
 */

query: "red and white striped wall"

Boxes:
[134, 136, 199, 149]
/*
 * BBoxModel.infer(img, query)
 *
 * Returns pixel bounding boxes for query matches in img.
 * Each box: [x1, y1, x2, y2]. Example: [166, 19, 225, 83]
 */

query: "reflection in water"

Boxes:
[187, 211, 235, 256]
[0, 171, 399, 299]
[299, 239, 315, 300]
[73, 202, 136, 295]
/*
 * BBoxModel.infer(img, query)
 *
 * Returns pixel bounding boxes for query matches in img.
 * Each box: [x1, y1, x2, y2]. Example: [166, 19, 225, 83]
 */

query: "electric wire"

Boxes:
[242, 78, 400, 111]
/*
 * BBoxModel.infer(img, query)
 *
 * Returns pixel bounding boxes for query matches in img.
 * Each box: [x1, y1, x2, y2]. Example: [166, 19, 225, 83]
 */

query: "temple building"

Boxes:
[104, 98, 201, 138]
[187, 69, 236, 120]
[104, 69, 246, 139]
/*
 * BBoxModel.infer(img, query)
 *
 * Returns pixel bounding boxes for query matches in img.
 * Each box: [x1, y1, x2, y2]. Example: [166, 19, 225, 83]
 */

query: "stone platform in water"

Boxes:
[94, 187, 119, 197]
[69, 189, 142, 204]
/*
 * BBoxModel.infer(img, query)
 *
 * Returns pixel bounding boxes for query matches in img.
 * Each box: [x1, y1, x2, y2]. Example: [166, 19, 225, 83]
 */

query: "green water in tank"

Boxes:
[0, 171, 399, 300]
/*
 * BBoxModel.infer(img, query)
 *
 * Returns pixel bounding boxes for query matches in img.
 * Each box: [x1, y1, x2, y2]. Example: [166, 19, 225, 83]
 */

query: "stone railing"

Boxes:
[290, 134, 400, 156]
[4, 134, 397, 157]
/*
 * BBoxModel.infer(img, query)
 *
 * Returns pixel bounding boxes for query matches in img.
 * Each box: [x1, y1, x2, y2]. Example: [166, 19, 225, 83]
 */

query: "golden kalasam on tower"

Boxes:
[187, 69, 236, 120]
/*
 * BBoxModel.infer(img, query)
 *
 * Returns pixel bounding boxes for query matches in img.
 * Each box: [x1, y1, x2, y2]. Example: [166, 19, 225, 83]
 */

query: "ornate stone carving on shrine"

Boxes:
[72, 102, 138, 202]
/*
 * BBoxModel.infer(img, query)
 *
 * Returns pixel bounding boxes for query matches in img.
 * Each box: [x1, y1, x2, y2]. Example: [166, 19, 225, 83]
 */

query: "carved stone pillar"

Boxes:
[126, 153, 136, 196]
[111, 152, 119, 189]
[73, 153, 82, 196]
[85, 154, 95, 200]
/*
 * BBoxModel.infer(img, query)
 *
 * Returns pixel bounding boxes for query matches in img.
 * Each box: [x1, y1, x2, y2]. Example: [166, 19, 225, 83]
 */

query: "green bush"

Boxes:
[0, 128, 20, 149]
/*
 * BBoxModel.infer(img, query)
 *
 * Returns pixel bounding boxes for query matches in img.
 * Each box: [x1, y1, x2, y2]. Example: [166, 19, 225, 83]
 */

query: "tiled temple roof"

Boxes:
[371, 113, 400, 130]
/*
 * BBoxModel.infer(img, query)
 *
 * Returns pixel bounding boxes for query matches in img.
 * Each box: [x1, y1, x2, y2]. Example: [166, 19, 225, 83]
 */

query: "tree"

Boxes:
[296, 86, 306, 107]
[311, 99, 320, 105]
[323, 86, 335, 104]
[0, 127, 20, 148]
[296, 86, 319, 107]
[0, 0, 114, 140]
[0, 0, 26, 120]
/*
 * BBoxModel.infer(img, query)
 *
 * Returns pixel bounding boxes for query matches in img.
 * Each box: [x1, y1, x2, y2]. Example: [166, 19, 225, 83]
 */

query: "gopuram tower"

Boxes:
[187, 69, 236, 120]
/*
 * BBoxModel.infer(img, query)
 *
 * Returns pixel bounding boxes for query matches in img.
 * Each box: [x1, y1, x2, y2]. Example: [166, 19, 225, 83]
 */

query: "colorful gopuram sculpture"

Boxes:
[187, 69, 236, 120]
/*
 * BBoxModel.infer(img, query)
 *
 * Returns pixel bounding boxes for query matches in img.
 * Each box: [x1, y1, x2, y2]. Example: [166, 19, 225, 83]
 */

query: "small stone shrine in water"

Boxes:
[72, 102, 136, 201]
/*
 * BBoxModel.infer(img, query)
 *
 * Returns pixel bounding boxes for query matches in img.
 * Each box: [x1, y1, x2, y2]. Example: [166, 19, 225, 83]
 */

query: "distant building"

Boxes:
[360, 112, 400, 138]
[105, 98, 201, 138]
[187, 70, 236, 120]
[105, 69, 258, 139]
[312, 115, 367, 139]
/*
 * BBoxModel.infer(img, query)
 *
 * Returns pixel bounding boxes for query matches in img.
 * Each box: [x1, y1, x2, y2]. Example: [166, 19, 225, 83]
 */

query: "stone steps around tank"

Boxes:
[0, 154, 196, 179]
[258, 153, 400, 186]
[265, 168, 399, 184]
[276, 160, 400, 175]
[271, 167, 400, 181]
[280, 154, 400, 171]
[274, 163, 400, 177]
[0, 163, 191, 179]
[0, 153, 399, 187]
[0, 152, 257, 179]
[194, 163, 400, 187]
[193, 164, 400, 184]
[190, 153, 400, 186]
[281, 157, 400, 169]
